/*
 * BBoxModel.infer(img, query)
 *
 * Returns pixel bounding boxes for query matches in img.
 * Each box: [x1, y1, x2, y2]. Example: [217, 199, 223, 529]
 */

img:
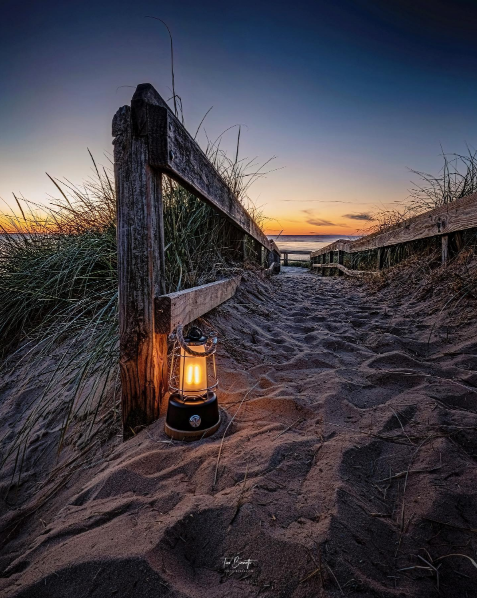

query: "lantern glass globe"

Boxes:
[179, 344, 207, 396]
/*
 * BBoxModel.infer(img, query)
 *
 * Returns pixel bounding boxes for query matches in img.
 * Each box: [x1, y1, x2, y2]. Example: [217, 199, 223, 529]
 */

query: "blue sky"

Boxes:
[1, 0, 477, 233]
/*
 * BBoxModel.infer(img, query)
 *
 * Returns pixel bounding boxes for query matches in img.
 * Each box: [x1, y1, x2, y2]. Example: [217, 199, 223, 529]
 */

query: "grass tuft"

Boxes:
[0, 133, 273, 483]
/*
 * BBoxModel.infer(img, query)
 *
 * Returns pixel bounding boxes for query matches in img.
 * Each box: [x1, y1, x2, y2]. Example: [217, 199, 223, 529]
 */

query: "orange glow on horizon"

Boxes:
[0, 215, 21, 234]
[264, 224, 361, 236]
[260, 199, 377, 237]
[3, 197, 374, 238]
[0, 214, 59, 235]
[263, 217, 366, 237]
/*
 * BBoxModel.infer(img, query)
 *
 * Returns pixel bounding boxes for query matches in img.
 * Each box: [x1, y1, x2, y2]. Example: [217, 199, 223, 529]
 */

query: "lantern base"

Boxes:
[164, 418, 221, 441]
[164, 391, 220, 441]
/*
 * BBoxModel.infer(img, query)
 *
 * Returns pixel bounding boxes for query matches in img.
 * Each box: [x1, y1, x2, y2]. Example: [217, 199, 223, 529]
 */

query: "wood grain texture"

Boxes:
[113, 84, 280, 439]
[310, 239, 352, 258]
[377, 247, 383, 270]
[350, 193, 477, 252]
[267, 247, 281, 273]
[113, 103, 168, 439]
[352, 192, 477, 251]
[131, 84, 274, 252]
[442, 234, 449, 264]
[312, 264, 378, 277]
[269, 239, 281, 255]
[311, 192, 477, 259]
[155, 276, 242, 335]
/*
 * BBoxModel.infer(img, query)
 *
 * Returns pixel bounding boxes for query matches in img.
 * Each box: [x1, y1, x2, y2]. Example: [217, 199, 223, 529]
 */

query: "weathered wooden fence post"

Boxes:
[113, 83, 281, 439]
[454, 231, 463, 251]
[338, 249, 344, 276]
[377, 247, 384, 270]
[267, 247, 281, 273]
[113, 100, 168, 440]
[441, 234, 449, 264]
[235, 230, 248, 262]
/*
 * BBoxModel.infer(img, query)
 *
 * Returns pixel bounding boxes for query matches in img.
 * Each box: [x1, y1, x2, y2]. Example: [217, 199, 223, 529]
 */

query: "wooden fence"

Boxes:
[113, 83, 280, 438]
[310, 191, 477, 275]
[280, 250, 311, 265]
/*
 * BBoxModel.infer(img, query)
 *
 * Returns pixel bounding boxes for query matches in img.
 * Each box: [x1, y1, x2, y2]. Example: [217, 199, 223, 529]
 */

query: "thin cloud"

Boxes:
[281, 199, 355, 204]
[342, 212, 375, 221]
[306, 218, 337, 227]
[301, 208, 337, 227]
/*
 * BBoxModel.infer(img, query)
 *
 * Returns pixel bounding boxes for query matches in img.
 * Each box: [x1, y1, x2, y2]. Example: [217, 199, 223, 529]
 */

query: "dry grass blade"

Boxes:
[416, 554, 440, 590]
[299, 567, 322, 584]
[213, 382, 259, 487]
[1, 122, 273, 485]
[409, 147, 477, 212]
[435, 553, 477, 570]
[273, 417, 304, 440]
[325, 562, 344, 595]
[423, 518, 477, 535]
[229, 461, 250, 524]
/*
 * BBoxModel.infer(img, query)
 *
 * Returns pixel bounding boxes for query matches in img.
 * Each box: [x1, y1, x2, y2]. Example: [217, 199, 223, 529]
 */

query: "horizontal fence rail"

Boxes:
[310, 191, 477, 275]
[113, 83, 280, 437]
[351, 191, 477, 252]
[155, 276, 242, 335]
[312, 263, 375, 276]
[310, 240, 351, 257]
[132, 84, 276, 252]
[280, 250, 311, 265]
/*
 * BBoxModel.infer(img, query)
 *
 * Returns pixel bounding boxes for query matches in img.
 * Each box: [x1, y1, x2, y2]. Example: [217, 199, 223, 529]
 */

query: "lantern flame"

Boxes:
[180, 344, 207, 396]
[186, 364, 202, 385]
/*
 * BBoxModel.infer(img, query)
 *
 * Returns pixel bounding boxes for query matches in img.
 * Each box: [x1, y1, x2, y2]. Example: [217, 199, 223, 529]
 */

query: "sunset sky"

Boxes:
[1, 0, 477, 235]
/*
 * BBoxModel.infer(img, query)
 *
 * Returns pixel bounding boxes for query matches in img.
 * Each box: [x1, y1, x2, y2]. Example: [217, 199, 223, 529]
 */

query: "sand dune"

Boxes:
[1, 268, 477, 597]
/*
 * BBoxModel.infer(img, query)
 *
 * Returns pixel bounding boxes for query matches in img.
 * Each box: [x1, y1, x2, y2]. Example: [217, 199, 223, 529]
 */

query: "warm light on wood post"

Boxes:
[113, 91, 168, 440]
[113, 83, 280, 441]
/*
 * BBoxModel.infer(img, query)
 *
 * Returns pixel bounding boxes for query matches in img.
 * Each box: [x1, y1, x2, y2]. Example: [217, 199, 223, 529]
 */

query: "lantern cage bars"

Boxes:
[165, 324, 221, 441]
[168, 325, 218, 399]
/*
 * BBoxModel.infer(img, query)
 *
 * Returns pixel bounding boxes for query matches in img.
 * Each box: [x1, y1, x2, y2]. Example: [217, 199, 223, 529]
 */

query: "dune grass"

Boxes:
[345, 147, 477, 274]
[408, 147, 477, 212]
[357, 147, 477, 241]
[0, 134, 273, 482]
[351, 148, 477, 326]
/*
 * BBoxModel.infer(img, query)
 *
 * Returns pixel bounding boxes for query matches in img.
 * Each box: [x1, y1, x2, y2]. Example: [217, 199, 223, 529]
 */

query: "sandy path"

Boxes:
[1, 269, 477, 597]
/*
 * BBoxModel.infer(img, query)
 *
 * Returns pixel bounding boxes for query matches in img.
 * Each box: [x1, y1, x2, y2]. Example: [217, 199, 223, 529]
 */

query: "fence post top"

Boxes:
[112, 105, 131, 137]
[132, 83, 169, 109]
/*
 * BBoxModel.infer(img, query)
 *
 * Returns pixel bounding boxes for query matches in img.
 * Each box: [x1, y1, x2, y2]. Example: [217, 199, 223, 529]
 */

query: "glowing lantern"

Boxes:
[179, 343, 207, 395]
[165, 325, 220, 440]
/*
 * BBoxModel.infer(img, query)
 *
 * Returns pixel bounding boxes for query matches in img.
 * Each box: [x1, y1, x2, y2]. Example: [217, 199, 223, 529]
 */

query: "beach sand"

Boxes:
[1, 268, 476, 597]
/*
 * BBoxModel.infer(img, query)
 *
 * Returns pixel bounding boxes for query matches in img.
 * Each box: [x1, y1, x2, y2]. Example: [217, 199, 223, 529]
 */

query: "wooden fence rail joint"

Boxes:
[155, 276, 242, 335]
[131, 84, 273, 251]
[311, 191, 477, 277]
[114, 83, 279, 438]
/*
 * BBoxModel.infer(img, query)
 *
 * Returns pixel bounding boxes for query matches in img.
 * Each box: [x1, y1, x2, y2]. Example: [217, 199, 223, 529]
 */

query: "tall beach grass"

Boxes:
[0, 133, 273, 483]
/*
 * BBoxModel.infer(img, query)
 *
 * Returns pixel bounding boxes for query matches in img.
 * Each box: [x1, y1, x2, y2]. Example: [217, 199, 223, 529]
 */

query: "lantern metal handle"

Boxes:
[175, 324, 217, 357]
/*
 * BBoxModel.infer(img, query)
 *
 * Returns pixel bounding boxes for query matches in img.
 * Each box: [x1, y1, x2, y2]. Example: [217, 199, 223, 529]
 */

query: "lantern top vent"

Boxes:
[185, 326, 207, 346]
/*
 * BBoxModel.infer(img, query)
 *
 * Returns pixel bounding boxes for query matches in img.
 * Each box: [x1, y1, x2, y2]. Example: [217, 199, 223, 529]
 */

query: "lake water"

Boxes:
[0, 234, 360, 258]
[268, 235, 359, 258]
